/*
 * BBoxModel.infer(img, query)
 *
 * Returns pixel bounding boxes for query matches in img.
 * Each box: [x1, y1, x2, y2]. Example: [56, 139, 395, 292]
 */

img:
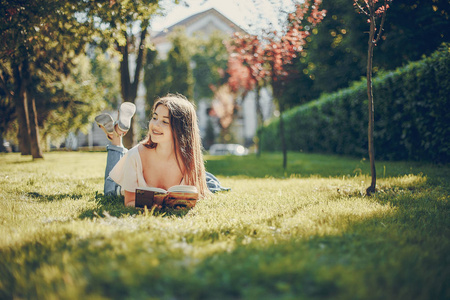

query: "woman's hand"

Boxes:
[124, 190, 136, 207]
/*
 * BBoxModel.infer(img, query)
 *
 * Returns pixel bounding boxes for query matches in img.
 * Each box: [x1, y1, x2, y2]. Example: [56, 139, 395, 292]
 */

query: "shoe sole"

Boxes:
[95, 113, 115, 140]
[117, 102, 136, 132]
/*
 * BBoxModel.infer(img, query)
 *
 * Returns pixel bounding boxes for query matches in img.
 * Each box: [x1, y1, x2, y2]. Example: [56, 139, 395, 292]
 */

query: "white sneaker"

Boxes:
[116, 102, 136, 132]
[95, 113, 115, 140]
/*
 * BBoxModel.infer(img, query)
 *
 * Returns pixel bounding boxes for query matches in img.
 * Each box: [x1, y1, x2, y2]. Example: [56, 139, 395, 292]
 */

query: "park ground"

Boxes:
[0, 151, 449, 299]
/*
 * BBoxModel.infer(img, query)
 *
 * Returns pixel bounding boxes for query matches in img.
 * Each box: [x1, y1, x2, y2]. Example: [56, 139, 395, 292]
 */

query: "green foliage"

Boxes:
[0, 0, 100, 155]
[0, 151, 448, 299]
[2, 52, 109, 149]
[38, 54, 107, 143]
[81, 0, 177, 148]
[300, 0, 366, 98]
[144, 30, 229, 109]
[377, 0, 450, 69]
[90, 49, 121, 109]
[83, 0, 163, 51]
[143, 47, 171, 111]
[192, 31, 229, 100]
[284, 0, 450, 105]
[144, 28, 195, 107]
[167, 28, 194, 100]
[260, 45, 450, 163]
[0, 0, 93, 63]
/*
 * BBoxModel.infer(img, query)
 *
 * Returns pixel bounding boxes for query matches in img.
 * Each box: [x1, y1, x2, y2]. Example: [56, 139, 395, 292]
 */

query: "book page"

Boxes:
[136, 186, 167, 194]
[167, 185, 198, 193]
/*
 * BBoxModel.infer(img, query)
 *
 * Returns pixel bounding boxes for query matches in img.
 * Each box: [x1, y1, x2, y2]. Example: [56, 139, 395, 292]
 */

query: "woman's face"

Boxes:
[149, 104, 173, 145]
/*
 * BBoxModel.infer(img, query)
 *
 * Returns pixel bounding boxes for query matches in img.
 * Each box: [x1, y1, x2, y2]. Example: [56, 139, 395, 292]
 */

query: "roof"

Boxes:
[152, 8, 247, 41]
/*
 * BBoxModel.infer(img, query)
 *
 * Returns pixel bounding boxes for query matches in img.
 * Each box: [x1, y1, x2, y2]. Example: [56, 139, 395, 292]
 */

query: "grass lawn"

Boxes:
[0, 151, 448, 299]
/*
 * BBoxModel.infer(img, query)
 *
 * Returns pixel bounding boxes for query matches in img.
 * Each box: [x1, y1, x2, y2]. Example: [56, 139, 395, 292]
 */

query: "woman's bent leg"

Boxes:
[206, 172, 231, 193]
[104, 144, 127, 196]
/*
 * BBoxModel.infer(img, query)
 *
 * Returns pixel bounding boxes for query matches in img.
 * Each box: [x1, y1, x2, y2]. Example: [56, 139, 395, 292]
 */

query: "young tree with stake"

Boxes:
[354, 0, 392, 195]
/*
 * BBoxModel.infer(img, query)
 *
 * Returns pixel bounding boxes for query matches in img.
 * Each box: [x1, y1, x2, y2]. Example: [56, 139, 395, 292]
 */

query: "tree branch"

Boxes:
[354, 1, 369, 16]
[374, 7, 388, 43]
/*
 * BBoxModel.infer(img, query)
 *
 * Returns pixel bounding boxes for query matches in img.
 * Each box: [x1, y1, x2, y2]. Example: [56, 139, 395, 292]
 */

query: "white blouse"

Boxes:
[109, 145, 148, 192]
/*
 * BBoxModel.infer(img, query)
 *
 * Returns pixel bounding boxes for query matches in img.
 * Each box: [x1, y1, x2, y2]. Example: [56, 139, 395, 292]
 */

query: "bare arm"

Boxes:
[124, 190, 136, 207]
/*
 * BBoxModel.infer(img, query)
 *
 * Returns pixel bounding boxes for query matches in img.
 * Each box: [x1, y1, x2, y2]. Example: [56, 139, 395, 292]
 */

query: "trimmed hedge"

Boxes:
[260, 44, 450, 163]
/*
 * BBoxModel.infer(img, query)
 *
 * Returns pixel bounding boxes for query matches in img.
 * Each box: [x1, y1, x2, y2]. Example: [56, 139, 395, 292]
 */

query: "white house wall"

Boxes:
[241, 87, 274, 142]
[185, 14, 236, 37]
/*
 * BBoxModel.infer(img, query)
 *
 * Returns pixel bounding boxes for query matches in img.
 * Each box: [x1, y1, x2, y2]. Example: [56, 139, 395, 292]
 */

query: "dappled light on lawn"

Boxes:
[0, 152, 448, 299]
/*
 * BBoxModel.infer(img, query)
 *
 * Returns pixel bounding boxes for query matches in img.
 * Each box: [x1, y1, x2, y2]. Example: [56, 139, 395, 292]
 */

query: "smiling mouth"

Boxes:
[152, 130, 163, 135]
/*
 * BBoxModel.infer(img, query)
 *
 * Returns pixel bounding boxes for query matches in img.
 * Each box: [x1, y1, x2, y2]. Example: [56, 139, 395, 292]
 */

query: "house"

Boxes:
[152, 8, 245, 58]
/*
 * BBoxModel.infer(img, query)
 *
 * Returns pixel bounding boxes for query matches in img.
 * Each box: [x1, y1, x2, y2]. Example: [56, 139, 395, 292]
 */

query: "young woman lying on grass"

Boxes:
[95, 93, 228, 207]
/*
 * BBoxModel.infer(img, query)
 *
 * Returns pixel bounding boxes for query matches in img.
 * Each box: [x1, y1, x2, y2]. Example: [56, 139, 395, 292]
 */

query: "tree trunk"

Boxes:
[26, 90, 44, 159]
[279, 102, 287, 170]
[273, 81, 288, 170]
[0, 129, 6, 152]
[13, 63, 31, 155]
[119, 36, 134, 149]
[255, 86, 263, 157]
[21, 59, 44, 159]
[0, 73, 15, 153]
[366, 13, 376, 195]
[219, 126, 231, 144]
[120, 26, 148, 149]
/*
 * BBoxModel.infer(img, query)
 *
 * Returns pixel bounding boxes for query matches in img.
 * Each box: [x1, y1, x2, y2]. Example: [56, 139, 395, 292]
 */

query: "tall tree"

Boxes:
[86, 0, 179, 148]
[0, 0, 93, 158]
[228, 0, 326, 168]
[354, 0, 392, 195]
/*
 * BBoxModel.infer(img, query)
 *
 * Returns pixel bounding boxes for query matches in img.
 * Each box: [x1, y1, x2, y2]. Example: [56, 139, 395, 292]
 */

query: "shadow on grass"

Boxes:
[11, 160, 34, 164]
[1, 184, 448, 300]
[26, 192, 83, 202]
[77, 192, 190, 219]
[176, 201, 448, 300]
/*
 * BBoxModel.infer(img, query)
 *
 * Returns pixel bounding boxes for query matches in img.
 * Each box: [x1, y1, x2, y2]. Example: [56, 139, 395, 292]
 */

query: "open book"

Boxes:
[135, 185, 199, 209]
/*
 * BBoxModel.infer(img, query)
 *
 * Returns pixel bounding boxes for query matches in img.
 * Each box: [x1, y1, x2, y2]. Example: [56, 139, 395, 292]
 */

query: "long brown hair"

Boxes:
[142, 94, 208, 197]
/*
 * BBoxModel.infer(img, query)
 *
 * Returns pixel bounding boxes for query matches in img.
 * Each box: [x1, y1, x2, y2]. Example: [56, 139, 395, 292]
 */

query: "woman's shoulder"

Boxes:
[118, 144, 142, 166]
[126, 144, 141, 156]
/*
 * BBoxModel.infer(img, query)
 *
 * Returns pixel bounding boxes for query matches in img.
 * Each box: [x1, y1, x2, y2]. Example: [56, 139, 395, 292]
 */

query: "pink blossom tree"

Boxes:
[226, 34, 267, 153]
[227, 1, 326, 168]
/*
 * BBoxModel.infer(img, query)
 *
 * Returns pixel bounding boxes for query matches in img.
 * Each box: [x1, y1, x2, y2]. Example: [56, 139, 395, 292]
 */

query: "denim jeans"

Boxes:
[206, 172, 230, 193]
[104, 144, 127, 196]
